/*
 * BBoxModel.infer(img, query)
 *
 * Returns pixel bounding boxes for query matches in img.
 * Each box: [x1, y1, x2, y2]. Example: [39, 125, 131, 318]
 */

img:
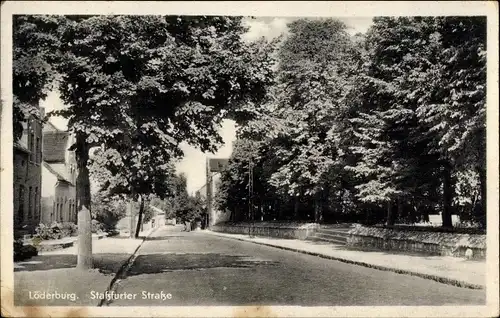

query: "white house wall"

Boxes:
[41, 164, 58, 198]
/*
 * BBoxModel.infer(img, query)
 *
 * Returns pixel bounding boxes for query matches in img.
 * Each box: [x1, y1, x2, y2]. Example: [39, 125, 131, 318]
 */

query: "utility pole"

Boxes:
[248, 156, 254, 238]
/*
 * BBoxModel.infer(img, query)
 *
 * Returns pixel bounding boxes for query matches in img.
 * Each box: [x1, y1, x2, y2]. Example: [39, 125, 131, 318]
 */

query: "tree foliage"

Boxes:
[12, 14, 487, 239]
[216, 17, 486, 228]
[12, 15, 67, 140]
[13, 15, 278, 267]
[169, 174, 205, 223]
[90, 192, 127, 232]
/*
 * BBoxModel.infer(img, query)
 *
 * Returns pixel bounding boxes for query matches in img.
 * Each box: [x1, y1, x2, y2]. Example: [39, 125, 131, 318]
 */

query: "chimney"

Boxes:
[39, 107, 45, 119]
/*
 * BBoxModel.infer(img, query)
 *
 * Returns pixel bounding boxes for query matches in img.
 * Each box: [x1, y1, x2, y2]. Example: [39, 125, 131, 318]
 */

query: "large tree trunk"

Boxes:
[321, 186, 329, 223]
[386, 200, 396, 226]
[441, 162, 453, 228]
[134, 195, 145, 238]
[397, 197, 403, 223]
[262, 201, 265, 221]
[276, 200, 281, 220]
[293, 196, 300, 220]
[75, 133, 92, 270]
[314, 192, 321, 223]
[418, 203, 430, 223]
[128, 199, 135, 238]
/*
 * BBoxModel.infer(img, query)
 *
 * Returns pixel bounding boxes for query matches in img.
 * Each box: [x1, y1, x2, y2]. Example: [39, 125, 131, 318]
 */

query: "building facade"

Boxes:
[13, 111, 43, 236]
[40, 121, 78, 225]
[206, 158, 230, 226]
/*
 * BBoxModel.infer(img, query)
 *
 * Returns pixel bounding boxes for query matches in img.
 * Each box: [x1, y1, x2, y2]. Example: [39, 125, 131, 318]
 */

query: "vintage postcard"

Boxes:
[1, 1, 499, 317]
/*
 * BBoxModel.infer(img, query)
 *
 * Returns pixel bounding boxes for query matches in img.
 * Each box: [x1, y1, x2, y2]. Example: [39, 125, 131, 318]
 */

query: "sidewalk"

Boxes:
[207, 231, 486, 289]
[14, 227, 157, 306]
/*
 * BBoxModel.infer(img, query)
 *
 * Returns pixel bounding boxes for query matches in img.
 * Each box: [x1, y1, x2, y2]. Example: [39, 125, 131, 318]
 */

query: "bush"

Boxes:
[59, 222, 78, 237]
[92, 194, 127, 232]
[32, 236, 43, 246]
[106, 229, 120, 237]
[14, 239, 38, 261]
[34, 222, 78, 240]
[91, 219, 105, 234]
[35, 223, 61, 240]
[372, 224, 486, 235]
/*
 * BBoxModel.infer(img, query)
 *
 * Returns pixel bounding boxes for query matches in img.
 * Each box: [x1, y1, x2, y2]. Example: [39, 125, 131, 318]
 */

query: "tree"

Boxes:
[90, 192, 127, 232]
[261, 18, 362, 221]
[13, 15, 67, 140]
[218, 19, 370, 223]
[215, 138, 258, 221]
[89, 146, 177, 238]
[29, 15, 278, 269]
[346, 18, 444, 226]
[415, 17, 487, 228]
[170, 173, 191, 223]
[345, 17, 486, 228]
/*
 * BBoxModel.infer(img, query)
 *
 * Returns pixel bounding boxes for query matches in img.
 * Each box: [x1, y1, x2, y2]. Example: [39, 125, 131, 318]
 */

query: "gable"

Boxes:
[42, 162, 73, 184]
[43, 121, 61, 133]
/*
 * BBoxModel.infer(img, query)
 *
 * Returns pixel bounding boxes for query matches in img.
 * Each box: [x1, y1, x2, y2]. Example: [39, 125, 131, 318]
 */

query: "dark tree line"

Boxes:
[215, 17, 486, 229]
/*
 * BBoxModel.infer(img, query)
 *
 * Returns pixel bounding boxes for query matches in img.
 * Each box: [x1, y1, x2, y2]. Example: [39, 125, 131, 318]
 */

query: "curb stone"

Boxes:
[209, 231, 484, 290]
[98, 226, 161, 306]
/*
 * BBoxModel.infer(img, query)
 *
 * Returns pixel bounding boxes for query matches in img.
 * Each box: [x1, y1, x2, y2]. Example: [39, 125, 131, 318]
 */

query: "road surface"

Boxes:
[107, 225, 485, 306]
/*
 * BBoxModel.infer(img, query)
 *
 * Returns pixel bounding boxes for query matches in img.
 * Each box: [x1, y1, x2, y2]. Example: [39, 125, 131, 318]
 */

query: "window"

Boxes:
[34, 187, 39, 220]
[28, 187, 32, 218]
[52, 202, 56, 222]
[51, 198, 59, 222]
[70, 200, 75, 221]
[36, 137, 41, 163]
[60, 199, 64, 222]
[29, 133, 35, 162]
[57, 199, 61, 222]
[63, 199, 67, 222]
[18, 186, 25, 221]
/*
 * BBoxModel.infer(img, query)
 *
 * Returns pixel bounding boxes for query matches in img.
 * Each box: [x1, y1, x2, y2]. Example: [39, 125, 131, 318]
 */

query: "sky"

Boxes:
[40, 16, 374, 195]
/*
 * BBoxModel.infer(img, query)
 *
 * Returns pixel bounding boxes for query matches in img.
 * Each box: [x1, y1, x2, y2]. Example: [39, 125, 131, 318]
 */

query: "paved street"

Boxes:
[107, 226, 485, 306]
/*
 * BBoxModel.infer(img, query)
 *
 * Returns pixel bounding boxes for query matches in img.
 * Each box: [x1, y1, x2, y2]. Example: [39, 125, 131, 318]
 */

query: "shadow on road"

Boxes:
[14, 253, 130, 274]
[127, 253, 280, 276]
[144, 236, 184, 241]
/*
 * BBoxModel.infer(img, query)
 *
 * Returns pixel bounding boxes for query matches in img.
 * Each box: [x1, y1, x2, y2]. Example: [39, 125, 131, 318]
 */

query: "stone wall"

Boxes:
[347, 225, 486, 259]
[211, 222, 319, 240]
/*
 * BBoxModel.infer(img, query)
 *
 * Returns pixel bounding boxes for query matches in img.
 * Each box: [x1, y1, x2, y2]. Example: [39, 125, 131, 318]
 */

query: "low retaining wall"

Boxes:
[211, 222, 319, 240]
[347, 225, 486, 259]
[32, 233, 107, 252]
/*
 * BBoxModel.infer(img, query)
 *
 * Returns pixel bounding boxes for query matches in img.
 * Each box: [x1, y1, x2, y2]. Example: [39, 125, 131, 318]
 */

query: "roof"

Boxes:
[149, 205, 166, 215]
[43, 120, 61, 133]
[42, 161, 73, 184]
[43, 131, 69, 163]
[208, 158, 229, 172]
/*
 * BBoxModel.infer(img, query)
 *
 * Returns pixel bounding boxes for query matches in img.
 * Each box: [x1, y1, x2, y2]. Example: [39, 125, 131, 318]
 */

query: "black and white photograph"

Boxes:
[1, 1, 498, 317]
